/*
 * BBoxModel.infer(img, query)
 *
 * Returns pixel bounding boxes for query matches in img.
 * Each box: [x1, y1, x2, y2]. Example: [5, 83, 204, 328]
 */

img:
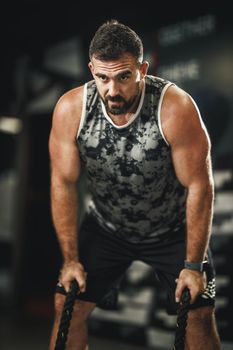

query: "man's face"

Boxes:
[89, 54, 148, 115]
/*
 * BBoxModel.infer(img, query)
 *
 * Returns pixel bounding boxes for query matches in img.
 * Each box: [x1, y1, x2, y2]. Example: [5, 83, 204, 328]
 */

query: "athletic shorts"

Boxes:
[56, 213, 216, 314]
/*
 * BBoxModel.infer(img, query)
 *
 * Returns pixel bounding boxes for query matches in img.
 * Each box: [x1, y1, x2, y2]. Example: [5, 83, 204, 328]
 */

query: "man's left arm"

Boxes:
[161, 85, 214, 303]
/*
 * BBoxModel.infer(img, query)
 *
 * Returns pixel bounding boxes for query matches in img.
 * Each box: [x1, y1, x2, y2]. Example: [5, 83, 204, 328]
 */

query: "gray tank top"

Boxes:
[77, 75, 186, 243]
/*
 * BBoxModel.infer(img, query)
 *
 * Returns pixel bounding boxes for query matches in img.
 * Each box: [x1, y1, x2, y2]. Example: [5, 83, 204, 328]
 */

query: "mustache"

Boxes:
[106, 95, 125, 102]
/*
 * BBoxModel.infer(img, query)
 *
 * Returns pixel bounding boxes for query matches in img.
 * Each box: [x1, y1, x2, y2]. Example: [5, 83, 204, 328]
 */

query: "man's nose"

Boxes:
[108, 81, 119, 96]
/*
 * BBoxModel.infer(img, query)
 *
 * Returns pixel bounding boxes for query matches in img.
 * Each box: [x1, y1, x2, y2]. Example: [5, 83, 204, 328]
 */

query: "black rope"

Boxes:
[54, 280, 80, 350]
[173, 288, 191, 350]
[54, 281, 190, 350]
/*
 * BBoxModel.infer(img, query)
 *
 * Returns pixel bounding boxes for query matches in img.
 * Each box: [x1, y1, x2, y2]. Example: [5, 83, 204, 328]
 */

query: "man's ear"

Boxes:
[140, 61, 149, 78]
[88, 62, 93, 75]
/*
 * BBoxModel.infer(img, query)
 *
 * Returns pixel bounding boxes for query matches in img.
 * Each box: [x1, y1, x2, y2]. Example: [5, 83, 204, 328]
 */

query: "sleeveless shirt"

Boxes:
[76, 75, 187, 243]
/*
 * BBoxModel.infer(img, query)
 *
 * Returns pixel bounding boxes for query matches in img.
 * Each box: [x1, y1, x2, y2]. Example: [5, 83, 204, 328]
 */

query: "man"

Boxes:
[49, 19, 221, 349]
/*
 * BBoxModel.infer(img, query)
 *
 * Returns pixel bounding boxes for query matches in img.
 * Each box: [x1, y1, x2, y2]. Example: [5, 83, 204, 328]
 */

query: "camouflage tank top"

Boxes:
[76, 75, 186, 243]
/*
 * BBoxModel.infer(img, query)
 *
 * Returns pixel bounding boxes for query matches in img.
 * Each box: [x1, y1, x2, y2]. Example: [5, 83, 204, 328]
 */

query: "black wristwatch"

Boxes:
[184, 260, 206, 272]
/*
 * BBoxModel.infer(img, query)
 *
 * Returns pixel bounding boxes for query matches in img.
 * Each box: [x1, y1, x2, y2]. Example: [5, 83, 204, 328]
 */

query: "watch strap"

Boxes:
[184, 260, 205, 272]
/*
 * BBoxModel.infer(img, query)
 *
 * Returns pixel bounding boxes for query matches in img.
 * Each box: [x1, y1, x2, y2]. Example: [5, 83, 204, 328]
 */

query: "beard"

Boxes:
[101, 91, 140, 115]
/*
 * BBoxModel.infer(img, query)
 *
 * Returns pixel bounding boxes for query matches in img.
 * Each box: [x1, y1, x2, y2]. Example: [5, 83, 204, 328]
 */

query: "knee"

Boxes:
[54, 293, 95, 326]
[188, 306, 215, 330]
[54, 293, 84, 327]
[54, 293, 66, 320]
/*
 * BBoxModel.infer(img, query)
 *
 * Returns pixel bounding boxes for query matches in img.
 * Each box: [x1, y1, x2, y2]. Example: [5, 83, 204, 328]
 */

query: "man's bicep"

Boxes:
[161, 87, 213, 189]
[49, 102, 81, 184]
[49, 130, 80, 183]
[171, 133, 212, 190]
[170, 103, 213, 189]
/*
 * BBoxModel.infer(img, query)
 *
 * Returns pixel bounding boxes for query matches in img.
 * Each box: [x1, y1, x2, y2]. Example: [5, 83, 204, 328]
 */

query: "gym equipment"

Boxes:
[54, 280, 79, 350]
[54, 281, 190, 350]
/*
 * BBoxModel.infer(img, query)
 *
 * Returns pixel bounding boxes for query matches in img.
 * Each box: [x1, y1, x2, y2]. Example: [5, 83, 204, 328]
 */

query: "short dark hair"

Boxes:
[89, 19, 143, 63]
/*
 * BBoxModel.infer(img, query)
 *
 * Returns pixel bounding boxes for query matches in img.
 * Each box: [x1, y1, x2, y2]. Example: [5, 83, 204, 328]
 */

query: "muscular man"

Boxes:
[49, 19, 221, 349]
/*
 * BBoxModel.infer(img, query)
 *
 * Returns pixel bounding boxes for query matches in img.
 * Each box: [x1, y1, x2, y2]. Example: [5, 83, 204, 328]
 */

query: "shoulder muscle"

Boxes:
[51, 85, 84, 143]
[161, 84, 210, 149]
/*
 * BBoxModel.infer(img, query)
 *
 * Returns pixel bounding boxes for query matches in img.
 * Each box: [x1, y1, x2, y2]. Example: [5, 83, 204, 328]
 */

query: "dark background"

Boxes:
[1, 1, 231, 113]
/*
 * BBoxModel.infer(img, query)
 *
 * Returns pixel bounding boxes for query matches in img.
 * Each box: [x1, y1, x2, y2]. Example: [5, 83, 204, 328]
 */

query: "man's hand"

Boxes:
[175, 268, 206, 304]
[59, 261, 87, 293]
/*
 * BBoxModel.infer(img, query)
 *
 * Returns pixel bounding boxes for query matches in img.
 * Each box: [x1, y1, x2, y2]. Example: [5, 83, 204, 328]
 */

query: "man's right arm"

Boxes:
[49, 87, 86, 292]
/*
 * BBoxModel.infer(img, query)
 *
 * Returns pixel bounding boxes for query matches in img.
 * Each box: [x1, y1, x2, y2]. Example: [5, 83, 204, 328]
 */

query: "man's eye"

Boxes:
[120, 75, 130, 81]
[99, 76, 108, 82]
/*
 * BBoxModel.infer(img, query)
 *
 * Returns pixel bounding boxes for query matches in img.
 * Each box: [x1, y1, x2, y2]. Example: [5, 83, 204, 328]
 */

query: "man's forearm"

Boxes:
[186, 183, 214, 262]
[51, 177, 79, 263]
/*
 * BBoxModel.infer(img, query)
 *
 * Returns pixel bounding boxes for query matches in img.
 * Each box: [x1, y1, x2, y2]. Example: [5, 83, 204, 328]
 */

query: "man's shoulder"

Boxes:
[161, 83, 203, 145]
[58, 85, 85, 107]
[144, 75, 191, 108]
[145, 75, 173, 91]
[51, 84, 87, 132]
[57, 79, 97, 109]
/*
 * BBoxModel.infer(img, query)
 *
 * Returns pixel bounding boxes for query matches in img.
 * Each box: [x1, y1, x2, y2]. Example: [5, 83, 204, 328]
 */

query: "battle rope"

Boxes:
[54, 281, 190, 350]
[173, 288, 191, 350]
[54, 280, 80, 350]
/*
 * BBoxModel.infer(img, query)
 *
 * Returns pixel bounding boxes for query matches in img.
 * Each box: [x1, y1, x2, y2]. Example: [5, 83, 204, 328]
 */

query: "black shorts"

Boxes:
[56, 213, 216, 314]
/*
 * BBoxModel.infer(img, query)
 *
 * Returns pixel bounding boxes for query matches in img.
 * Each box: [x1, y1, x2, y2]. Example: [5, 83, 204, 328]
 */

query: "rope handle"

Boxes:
[54, 280, 80, 350]
[173, 288, 191, 350]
